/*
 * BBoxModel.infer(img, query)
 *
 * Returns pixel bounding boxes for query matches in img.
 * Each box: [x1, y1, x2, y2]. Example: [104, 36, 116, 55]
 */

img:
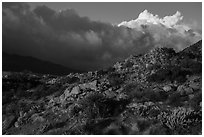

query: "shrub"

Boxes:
[124, 61, 134, 68]
[123, 83, 168, 102]
[69, 93, 129, 134]
[188, 92, 202, 110]
[147, 66, 191, 83]
[158, 107, 201, 134]
[67, 77, 80, 84]
[166, 92, 184, 107]
[107, 72, 123, 87]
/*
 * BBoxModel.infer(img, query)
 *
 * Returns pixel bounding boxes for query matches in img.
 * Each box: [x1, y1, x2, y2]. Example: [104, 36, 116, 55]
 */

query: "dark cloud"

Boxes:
[2, 3, 201, 71]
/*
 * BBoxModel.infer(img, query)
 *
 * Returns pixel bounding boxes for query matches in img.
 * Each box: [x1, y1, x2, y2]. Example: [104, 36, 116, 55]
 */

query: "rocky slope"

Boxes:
[2, 40, 202, 135]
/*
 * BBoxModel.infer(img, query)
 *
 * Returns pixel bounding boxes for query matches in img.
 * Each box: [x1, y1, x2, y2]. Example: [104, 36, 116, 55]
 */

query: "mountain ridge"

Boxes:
[2, 52, 84, 75]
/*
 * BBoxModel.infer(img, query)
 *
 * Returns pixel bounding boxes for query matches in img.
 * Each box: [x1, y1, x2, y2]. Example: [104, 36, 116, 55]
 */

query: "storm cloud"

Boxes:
[3, 3, 201, 71]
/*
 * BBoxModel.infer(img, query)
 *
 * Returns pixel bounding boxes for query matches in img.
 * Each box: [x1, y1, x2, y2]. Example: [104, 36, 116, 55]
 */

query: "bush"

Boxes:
[123, 83, 168, 102]
[147, 66, 191, 83]
[124, 61, 134, 68]
[166, 93, 184, 107]
[107, 73, 123, 87]
[188, 92, 202, 110]
[69, 93, 129, 134]
[158, 107, 202, 134]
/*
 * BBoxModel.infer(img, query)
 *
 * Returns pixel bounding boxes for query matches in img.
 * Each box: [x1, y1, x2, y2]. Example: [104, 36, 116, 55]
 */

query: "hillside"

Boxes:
[2, 52, 83, 75]
[2, 40, 202, 135]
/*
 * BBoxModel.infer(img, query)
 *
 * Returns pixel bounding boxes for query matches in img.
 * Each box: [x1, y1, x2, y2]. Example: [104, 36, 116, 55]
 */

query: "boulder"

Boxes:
[64, 88, 71, 97]
[79, 80, 97, 91]
[104, 90, 116, 98]
[71, 86, 81, 95]
[163, 85, 172, 92]
[59, 93, 65, 103]
[177, 85, 186, 95]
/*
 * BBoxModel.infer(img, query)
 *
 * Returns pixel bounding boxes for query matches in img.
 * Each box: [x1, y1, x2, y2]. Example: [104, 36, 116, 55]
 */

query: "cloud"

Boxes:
[3, 3, 202, 71]
[85, 31, 102, 46]
[118, 9, 201, 50]
[118, 10, 184, 29]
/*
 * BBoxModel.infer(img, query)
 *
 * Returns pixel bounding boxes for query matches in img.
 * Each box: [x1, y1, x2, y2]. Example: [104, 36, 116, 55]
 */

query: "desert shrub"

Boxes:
[2, 90, 16, 105]
[180, 59, 202, 73]
[32, 83, 62, 100]
[188, 92, 202, 110]
[189, 62, 202, 74]
[122, 82, 143, 99]
[97, 67, 115, 76]
[148, 63, 162, 71]
[143, 89, 169, 102]
[166, 92, 185, 107]
[123, 83, 168, 102]
[107, 72, 123, 87]
[78, 93, 128, 119]
[170, 66, 191, 83]
[4, 102, 19, 116]
[136, 118, 152, 132]
[66, 77, 80, 84]
[147, 66, 191, 83]
[69, 93, 129, 134]
[16, 87, 28, 98]
[147, 69, 171, 82]
[124, 61, 134, 68]
[144, 123, 168, 135]
[158, 107, 201, 134]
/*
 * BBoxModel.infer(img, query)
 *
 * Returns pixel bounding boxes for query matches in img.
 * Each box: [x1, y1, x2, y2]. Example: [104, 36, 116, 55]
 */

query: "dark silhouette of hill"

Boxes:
[2, 52, 83, 75]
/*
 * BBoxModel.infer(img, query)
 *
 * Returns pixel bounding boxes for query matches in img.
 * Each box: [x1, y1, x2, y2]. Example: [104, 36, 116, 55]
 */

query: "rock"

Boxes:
[63, 80, 97, 100]
[117, 92, 128, 100]
[79, 80, 97, 91]
[163, 85, 172, 92]
[185, 87, 194, 94]
[104, 90, 116, 98]
[177, 85, 193, 95]
[19, 111, 24, 117]
[2, 115, 16, 130]
[177, 85, 186, 95]
[14, 116, 24, 128]
[14, 122, 19, 128]
[71, 86, 81, 95]
[60, 87, 73, 102]
[47, 78, 57, 85]
[64, 88, 71, 98]
[188, 94, 194, 100]
[189, 82, 200, 90]
[59, 93, 65, 103]
[31, 113, 45, 123]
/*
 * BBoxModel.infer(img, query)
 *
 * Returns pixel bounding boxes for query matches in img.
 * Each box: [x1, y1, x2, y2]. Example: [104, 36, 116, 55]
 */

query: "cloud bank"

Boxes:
[3, 3, 201, 71]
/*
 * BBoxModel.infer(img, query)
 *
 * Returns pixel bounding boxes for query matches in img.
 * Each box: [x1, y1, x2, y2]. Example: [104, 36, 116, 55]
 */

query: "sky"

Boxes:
[2, 2, 202, 71]
[28, 2, 202, 26]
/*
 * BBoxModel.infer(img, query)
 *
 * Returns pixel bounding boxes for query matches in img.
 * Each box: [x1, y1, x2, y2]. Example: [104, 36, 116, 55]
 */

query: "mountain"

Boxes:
[2, 52, 83, 75]
[2, 40, 202, 135]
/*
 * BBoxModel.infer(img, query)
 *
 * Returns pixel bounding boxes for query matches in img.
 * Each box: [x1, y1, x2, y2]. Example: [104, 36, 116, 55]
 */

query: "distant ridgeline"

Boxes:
[2, 40, 202, 76]
[2, 52, 83, 75]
